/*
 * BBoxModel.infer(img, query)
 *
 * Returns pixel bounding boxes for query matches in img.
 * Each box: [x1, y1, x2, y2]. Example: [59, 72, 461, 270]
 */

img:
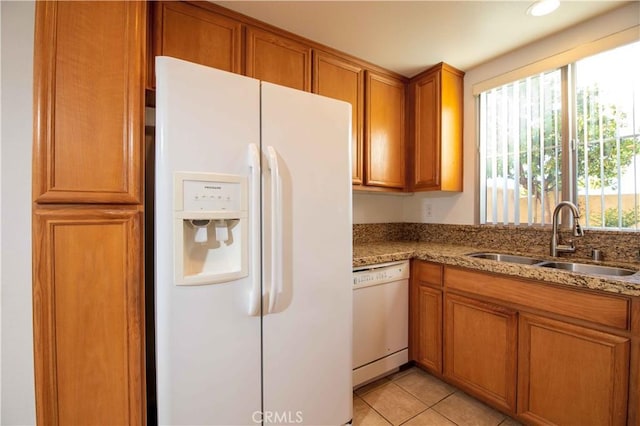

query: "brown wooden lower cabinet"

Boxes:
[32, 207, 144, 425]
[518, 313, 629, 426]
[410, 264, 637, 424]
[443, 293, 518, 413]
[413, 284, 442, 372]
[410, 260, 443, 373]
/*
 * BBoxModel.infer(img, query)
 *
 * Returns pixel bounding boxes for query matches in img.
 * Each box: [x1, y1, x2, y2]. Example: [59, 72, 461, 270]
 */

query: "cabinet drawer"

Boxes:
[444, 267, 630, 330]
[414, 260, 443, 287]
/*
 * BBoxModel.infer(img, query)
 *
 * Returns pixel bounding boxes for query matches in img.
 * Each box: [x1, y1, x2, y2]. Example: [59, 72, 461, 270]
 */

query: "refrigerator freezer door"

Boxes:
[261, 82, 353, 425]
[155, 57, 261, 425]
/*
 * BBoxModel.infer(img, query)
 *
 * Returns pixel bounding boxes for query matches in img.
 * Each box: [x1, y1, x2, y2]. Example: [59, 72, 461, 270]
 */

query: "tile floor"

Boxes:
[353, 367, 521, 426]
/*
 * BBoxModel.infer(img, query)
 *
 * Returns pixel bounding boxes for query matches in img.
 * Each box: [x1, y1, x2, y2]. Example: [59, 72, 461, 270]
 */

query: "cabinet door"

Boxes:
[518, 314, 629, 426]
[413, 285, 443, 373]
[33, 207, 143, 425]
[410, 63, 463, 192]
[33, 1, 145, 204]
[412, 71, 440, 189]
[245, 27, 311, 91]
[151, 1, 242, 87]
[444, 293, 517, 413]
[365, 72, 406, 189]
[410, 261, 443, 373]
[313, 52, 364, 184]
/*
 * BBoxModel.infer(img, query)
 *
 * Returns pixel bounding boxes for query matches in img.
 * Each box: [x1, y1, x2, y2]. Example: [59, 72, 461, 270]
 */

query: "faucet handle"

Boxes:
[556, 240, 576, 253]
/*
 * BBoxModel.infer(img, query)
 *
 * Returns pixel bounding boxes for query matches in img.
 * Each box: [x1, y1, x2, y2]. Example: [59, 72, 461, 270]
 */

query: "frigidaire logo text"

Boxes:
[252, 411, 303, 424]
[204, 185, 222, 190]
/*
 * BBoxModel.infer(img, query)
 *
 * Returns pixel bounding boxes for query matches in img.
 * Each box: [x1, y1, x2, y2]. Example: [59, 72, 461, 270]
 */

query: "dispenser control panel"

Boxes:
[173, 171, 248, 286]
[183, 179, 242, 212]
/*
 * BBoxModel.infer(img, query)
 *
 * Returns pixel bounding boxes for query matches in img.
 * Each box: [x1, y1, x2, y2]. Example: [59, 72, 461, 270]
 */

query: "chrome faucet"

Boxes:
[550, 201, 584, 257]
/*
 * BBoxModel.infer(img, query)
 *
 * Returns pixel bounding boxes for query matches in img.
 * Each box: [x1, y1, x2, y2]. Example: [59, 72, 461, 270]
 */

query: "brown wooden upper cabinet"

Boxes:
[312, 52, 365, 185]
[409, 63, 464, 192]
[33, 0, 145, 204]
[148, 2, 464, 193]
[150, 1, 243, 88]
[245, 27, 312, 91]
[365, 71, 406, 190]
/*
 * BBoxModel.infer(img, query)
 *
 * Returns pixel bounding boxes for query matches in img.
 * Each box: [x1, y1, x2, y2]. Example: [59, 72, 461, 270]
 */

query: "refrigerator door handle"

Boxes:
[267, 146, 283, 314]
[248, 143, 261, 316]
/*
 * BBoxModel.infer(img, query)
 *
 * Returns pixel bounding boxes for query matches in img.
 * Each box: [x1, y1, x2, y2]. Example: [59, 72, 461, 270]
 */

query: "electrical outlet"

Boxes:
[422, 200, 433, 221]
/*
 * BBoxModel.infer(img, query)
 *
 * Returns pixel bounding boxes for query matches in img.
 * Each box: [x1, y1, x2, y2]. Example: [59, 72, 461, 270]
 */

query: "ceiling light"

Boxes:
[527, 0, 560, 16]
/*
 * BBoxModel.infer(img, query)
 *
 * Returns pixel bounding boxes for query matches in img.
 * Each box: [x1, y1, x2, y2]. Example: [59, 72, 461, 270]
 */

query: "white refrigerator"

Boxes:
[154, 56, 353, 425]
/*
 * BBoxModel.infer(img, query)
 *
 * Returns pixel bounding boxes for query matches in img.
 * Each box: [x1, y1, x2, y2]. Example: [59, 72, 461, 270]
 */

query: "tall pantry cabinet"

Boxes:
[31, 2, 146, 424]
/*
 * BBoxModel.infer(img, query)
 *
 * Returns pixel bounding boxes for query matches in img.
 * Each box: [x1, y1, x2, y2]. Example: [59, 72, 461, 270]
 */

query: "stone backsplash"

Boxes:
[354, 223, 640, 264]
[352, 223, 405, 244]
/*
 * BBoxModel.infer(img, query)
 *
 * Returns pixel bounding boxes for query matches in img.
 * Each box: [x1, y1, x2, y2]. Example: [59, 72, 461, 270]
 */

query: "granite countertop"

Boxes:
[353, 241, 640, 297]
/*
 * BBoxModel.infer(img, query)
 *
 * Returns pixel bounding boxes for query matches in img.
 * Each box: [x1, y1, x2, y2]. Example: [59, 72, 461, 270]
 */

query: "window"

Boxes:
[479, 41, 640, 229]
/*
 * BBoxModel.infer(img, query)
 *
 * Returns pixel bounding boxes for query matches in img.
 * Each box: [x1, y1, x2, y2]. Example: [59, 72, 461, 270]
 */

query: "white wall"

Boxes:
[352, 193, 406, 224]
[400, 2, 639, 225]
[1, 1, 36, 424]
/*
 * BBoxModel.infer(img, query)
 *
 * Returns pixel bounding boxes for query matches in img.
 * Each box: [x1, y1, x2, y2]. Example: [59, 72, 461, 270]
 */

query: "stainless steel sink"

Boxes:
[466, 252, 542, 265]
[466, 252, 637, 277]
[536, 261, 636, 276]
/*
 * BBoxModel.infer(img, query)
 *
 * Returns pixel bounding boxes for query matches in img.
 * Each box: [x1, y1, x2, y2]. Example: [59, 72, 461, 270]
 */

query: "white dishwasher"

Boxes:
[352, 260, 409, 387]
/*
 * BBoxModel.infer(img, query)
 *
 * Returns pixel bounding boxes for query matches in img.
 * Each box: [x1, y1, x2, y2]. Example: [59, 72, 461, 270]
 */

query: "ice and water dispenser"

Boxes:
[174, 172, 248, 285]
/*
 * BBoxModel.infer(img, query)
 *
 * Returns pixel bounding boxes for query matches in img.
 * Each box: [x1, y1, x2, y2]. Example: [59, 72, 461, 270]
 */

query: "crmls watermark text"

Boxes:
[252, 411, 303, 424]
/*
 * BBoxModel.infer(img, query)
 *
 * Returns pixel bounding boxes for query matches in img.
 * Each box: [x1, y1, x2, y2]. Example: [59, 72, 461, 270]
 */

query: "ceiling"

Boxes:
[214, 1, 629, 77]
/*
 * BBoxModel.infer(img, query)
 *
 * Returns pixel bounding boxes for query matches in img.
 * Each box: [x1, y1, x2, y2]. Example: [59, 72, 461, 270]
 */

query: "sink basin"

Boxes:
[466, 252, 542, 265]
[536, 261, 636, 276]
[466, 252, 637, 278]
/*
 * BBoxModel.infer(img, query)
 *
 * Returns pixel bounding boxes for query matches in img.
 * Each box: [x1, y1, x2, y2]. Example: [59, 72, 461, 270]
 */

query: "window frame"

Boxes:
[478, 67, 568, 226]
[477, 41, 640, 229]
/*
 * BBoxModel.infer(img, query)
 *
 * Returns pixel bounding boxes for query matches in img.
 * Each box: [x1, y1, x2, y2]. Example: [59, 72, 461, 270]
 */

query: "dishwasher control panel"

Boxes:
[353, 260, 410, 287]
